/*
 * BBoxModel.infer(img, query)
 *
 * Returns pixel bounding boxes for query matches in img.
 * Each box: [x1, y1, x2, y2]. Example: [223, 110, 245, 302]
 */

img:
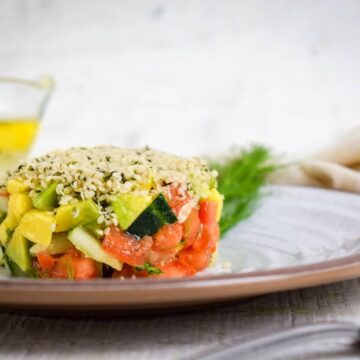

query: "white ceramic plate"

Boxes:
[1, 185, 360, 313]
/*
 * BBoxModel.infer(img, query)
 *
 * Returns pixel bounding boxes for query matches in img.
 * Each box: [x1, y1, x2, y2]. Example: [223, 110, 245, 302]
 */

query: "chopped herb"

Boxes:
[135, 263, 162, 275]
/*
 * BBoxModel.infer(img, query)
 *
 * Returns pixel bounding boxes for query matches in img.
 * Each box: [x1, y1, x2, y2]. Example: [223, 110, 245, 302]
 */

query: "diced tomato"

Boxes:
[155, 259, 196, 278]
[153, 223, 183, 250]
[167, 183, 191, 216]
[192, 223, 220, 253]
[37, 251, 56, 270]
[182, 208, 201, 248]
[71, 257, 99, 279]
[178, 247, 212, 272]
[148, 247, 178, 265]
[37, 248, 100, 280]
[199, 200, 217, 225]
[102, 225, 153, 266]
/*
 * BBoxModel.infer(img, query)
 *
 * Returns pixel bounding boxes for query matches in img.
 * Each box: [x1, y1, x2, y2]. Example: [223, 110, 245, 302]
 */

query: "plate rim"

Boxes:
[0, 252, 359, 291]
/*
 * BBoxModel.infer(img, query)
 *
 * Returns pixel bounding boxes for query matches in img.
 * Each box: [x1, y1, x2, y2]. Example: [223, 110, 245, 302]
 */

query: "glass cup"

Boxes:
[0, 76, 54, 171]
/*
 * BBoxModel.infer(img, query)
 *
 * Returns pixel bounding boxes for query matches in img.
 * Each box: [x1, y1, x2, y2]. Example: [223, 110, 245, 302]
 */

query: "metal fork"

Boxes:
[185, 322, 360, 360]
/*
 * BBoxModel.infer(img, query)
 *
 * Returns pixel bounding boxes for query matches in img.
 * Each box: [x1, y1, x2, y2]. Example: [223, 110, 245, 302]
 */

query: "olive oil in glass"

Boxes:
[0, 118, 40, 170]
[0, 76, 53, 171]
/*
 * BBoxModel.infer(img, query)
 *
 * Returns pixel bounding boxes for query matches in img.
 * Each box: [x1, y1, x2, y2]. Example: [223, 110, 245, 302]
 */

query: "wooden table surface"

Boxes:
[1, 279, 360, 359]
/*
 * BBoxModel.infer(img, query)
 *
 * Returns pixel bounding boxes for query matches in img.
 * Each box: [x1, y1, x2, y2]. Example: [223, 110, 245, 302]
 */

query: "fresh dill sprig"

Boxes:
[135, 263, 163, 275]
[211, 145, 276, 236]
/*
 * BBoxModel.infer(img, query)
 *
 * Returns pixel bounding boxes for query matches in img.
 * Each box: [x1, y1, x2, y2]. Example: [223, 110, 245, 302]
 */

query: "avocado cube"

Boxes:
[55, 200, 99, 232]
[19, 209, 56, 246]
[33, 183, 59, 210]
[6, 226, 31, 272]
[112, 194, 153, 230]
[0, 214, 17, 244]
[30, 232, 73, 256]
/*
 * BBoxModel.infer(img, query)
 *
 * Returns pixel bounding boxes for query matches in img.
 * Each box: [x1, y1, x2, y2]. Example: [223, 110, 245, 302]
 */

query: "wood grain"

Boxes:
[1, 280, 360, 359]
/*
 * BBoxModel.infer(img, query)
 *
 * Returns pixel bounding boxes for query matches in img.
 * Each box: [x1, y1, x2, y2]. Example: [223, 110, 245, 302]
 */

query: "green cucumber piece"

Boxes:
[33, 183, 59, 210]
[68, 226, 122, 270]
[127, 194, 177, 238]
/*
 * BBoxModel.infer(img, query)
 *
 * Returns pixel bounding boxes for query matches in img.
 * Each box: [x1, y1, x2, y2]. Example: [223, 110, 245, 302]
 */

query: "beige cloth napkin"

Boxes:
[269, 127, 360, 194]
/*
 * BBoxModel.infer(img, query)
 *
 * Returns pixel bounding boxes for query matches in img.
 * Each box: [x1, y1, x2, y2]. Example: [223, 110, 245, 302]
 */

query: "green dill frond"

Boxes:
[211, 145, 276, 236]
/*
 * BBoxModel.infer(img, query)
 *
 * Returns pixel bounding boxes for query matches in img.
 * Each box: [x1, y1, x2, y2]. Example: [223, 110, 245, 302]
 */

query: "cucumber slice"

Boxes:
[68, 227, 122, 271]
[127, 194, 177, 238]
[33, 183, 59, 210]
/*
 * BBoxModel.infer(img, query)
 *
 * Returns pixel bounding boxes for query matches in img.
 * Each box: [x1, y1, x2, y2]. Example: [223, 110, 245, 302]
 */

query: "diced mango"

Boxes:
[0, 214, 17, 244]
[8, 193, 33, 222]
[6, 226, 31, 272]
[55, 200, 99, 232]
[7, 179, 30, 195]
[19, 209, 56, 246]
[204, 188, 223, 222]
[112, 193, 153, 230]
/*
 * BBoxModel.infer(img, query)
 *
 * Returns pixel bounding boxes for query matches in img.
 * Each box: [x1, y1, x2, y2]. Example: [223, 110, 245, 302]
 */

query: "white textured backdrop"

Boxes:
[1, 0, 360, 157]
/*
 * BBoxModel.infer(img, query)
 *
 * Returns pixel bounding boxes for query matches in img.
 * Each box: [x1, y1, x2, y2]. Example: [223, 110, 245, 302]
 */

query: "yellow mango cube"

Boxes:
[7, 179, 30, 195]
[19, 209, 56, 246]
[8, 193, 33, 222]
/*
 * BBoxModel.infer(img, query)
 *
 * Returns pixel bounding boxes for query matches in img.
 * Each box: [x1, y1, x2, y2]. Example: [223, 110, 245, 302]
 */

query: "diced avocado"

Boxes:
[203, 188, 223, 221]
[112, 194, 153, 230]
[0, 194, 8, 213]
[191, 178, 210, 199]
[33, 183, 59, 210]
[0, 211, 6, 224]
[6, 226, 32, 272]
[29, 232, 73, 256]
[8, 193, 33, 223]
[68, 226, 122, 271]
[55, 200, 99, 232]
[3, 251, 35, 278]
[19, 210, 56, 246]
[7, 179, 30, 194]
[127, 194, 177, 238]
[0, 214, 17, 244]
